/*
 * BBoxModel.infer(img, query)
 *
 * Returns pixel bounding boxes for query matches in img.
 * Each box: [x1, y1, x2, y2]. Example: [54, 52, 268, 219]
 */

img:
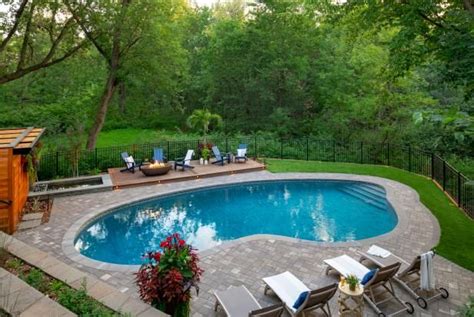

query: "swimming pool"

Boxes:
[75, 180, 397, 264]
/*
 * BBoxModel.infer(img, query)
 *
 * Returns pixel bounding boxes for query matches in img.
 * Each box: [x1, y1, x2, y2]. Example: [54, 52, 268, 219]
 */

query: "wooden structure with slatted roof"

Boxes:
[0, 127, 45, 233]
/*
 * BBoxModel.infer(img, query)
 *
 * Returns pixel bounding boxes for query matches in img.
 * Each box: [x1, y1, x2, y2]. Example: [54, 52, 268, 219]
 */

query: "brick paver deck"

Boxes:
[14, 171, 474, 316]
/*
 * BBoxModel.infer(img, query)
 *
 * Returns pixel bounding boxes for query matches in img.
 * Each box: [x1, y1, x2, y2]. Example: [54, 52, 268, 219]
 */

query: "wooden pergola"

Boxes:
[0, 127, 45, 233]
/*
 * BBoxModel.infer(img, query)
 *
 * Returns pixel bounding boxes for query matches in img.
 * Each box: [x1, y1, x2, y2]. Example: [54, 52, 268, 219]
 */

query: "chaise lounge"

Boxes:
[324, 254, 414, 316]
[358, 245, 449, 309]
[214, 285, 284, 317]
[262, 271, 337, 317]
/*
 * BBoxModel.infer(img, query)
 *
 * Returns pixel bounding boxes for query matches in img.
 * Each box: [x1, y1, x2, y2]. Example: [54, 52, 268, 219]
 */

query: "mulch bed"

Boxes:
[21, 198, 53, 224]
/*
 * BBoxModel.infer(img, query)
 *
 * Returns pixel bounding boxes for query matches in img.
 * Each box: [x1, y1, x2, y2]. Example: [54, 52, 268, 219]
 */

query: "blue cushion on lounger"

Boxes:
[292, 291, 309, 309]
[361, 269, 377, 285]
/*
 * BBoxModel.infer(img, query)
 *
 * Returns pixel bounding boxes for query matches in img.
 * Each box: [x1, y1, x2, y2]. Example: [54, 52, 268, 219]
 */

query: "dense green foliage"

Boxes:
[2, 256, 119, 316]
[266, 159, 474, 271]
[0, 0, 472, 162]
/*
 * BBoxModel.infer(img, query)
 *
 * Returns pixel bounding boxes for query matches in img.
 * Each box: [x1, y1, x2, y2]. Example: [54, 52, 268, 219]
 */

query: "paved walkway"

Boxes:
[14, 171, 474, 316]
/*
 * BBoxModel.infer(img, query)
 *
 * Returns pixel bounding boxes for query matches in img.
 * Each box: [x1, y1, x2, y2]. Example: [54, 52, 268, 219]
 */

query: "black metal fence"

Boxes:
[37, 136, 473, 218]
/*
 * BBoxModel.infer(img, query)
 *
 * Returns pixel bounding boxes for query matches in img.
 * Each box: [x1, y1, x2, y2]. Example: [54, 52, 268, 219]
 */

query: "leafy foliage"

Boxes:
[0, 0, 472, 166]
[136, 233, 203, 316]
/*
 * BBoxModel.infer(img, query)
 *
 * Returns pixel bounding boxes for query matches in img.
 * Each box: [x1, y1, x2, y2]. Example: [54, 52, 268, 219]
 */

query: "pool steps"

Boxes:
[339, 184, 387, 210]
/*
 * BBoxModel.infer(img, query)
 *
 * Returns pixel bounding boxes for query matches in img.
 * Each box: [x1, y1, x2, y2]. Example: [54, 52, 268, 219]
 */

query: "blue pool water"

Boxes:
[75, 181, 397, 264]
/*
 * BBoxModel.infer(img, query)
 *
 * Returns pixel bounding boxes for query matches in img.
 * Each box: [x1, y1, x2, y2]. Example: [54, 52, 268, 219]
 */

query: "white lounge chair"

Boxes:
[324, 254, 414, 316]
[214, 285, 284, 317]
[174, 149, 194, 170]
[324, 254, 370, 280]
[358, 245, 449, 309]
[262, 271, 337, 317]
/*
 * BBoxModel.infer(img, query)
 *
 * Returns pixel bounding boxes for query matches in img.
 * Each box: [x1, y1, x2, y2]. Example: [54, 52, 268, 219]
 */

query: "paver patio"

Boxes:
[14, 171, 474, 316]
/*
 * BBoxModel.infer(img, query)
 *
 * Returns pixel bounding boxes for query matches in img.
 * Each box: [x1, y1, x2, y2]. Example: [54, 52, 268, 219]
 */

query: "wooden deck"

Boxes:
[108, 159, 265, 189]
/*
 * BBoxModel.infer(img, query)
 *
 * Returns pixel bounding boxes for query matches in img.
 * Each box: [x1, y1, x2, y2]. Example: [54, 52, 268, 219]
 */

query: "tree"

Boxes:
[349, 0, 474, 96]
[66, 0, 182, 149]
[0, 0, 87, 85]
[186, 108, 222, 143]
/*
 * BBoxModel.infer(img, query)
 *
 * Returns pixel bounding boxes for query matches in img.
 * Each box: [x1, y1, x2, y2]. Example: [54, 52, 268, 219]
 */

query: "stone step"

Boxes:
[17, 219, 42, 231]
[22, 213, 43, 221]
[339, 187, 387, 210]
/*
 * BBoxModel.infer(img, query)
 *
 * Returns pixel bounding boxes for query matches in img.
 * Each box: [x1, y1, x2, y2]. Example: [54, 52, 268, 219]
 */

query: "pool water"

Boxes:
[75, 180, 397, 265]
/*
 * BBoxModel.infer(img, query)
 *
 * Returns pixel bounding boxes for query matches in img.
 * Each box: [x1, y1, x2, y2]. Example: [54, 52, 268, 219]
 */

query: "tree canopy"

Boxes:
[0, 0, 472, 167]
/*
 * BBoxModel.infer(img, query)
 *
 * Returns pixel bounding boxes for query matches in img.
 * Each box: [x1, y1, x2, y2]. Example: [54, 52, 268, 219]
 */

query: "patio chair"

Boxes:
[174, 149, 194, 171]
[324, 254, 414, 316]
[358, 245, 449, 309]
[235, 144, 248, 163]
[212, 146, 230, 166]
[152, 147, 167, 163]
[262, 271, 337, 317]
[214, 285, 284, 317]
[120, 152, 142, 173]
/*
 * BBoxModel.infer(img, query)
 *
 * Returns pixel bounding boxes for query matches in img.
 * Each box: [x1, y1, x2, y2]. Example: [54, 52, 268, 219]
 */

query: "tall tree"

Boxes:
[66, 0, 155, 149]
[0, 0, 87, 84]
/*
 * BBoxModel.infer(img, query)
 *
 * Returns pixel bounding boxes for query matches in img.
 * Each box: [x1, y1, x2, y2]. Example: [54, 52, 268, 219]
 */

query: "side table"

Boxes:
[338, 282, 364, 317]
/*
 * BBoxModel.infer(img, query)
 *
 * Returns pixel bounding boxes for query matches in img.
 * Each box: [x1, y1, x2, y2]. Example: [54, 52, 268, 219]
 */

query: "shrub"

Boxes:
[23, 268, 48, 293]
[53, 280, 115, 316]
[460, 296, 474, 317]
[136, 233, 203, 316]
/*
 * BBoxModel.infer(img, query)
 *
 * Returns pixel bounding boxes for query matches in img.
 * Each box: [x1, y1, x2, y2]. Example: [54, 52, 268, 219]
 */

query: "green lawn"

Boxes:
[266, 159, 474, 271]
[43, 128, 202, 149]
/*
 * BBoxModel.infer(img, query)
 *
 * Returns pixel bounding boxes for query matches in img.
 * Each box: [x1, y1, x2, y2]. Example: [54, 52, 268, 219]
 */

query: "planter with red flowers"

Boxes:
[136, 233, 203, 317]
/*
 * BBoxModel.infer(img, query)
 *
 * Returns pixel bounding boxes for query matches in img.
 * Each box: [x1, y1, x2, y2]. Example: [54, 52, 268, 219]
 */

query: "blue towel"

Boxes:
[292, 291, 309, 309]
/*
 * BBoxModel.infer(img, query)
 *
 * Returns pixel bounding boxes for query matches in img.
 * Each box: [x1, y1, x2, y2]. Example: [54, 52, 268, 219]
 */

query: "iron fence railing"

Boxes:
[37, 136, 473, 218]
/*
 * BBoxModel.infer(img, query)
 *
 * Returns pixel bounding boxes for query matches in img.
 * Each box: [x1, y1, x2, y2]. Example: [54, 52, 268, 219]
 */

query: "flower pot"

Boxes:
[349, 284, 357, 292]
[204, 160, 208, 165]
[199, 158, 204, 165]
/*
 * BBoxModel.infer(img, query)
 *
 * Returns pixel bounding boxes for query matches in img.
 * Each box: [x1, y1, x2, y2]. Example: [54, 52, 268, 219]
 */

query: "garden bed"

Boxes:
[21, 197, 53, 224]
[0, 248, 118, 316]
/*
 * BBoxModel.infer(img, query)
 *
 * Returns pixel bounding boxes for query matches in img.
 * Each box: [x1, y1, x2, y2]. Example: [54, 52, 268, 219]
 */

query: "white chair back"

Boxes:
[184, 150, 194, 164]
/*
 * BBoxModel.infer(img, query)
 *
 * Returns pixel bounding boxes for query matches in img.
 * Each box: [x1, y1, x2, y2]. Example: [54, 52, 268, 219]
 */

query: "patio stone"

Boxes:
[20, 297, 75, 317]
[87, 281, 118, 300]
[22, 213, 43, 221]
[12, 171, 474, 316]
[0, 268, 75, 316]
[17, 220, 42, 230]
[100, 291, 130, 310]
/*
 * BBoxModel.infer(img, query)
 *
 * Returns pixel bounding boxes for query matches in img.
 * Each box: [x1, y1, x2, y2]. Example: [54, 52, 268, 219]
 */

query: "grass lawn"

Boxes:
[43, 128, 202, 149]
[266, 159, 474, 272]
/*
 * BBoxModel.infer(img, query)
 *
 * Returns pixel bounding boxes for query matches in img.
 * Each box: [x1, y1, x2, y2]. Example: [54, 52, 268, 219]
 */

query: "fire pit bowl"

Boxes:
[141, 163, 172, 177]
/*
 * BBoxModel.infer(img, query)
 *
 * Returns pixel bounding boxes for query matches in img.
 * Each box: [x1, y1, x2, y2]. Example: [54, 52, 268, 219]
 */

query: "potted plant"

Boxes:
[201, 148, 210, 165]
[136, 233, 203, 317]
[346, 274, 360, 292]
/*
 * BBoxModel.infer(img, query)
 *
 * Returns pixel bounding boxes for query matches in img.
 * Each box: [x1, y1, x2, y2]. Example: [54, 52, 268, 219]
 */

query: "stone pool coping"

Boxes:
[62, 172, 441, 272]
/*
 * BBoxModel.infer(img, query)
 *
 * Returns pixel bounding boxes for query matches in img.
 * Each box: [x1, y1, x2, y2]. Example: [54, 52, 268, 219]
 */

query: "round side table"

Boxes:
[338, 282, 364, 317]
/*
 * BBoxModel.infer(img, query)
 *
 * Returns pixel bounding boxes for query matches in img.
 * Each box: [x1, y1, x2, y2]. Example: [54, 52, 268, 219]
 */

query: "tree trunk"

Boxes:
[86, 72, 117, 149]
[118, 81, 126, 114]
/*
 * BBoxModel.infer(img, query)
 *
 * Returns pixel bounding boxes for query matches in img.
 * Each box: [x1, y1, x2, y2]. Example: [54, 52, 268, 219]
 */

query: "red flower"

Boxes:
[136, 234, 203, 313]
[153, 252, 161, 261]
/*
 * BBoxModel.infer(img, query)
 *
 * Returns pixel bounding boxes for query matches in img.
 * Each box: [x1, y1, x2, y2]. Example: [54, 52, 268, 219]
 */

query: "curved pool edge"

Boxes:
[62, 172, 441, 272]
